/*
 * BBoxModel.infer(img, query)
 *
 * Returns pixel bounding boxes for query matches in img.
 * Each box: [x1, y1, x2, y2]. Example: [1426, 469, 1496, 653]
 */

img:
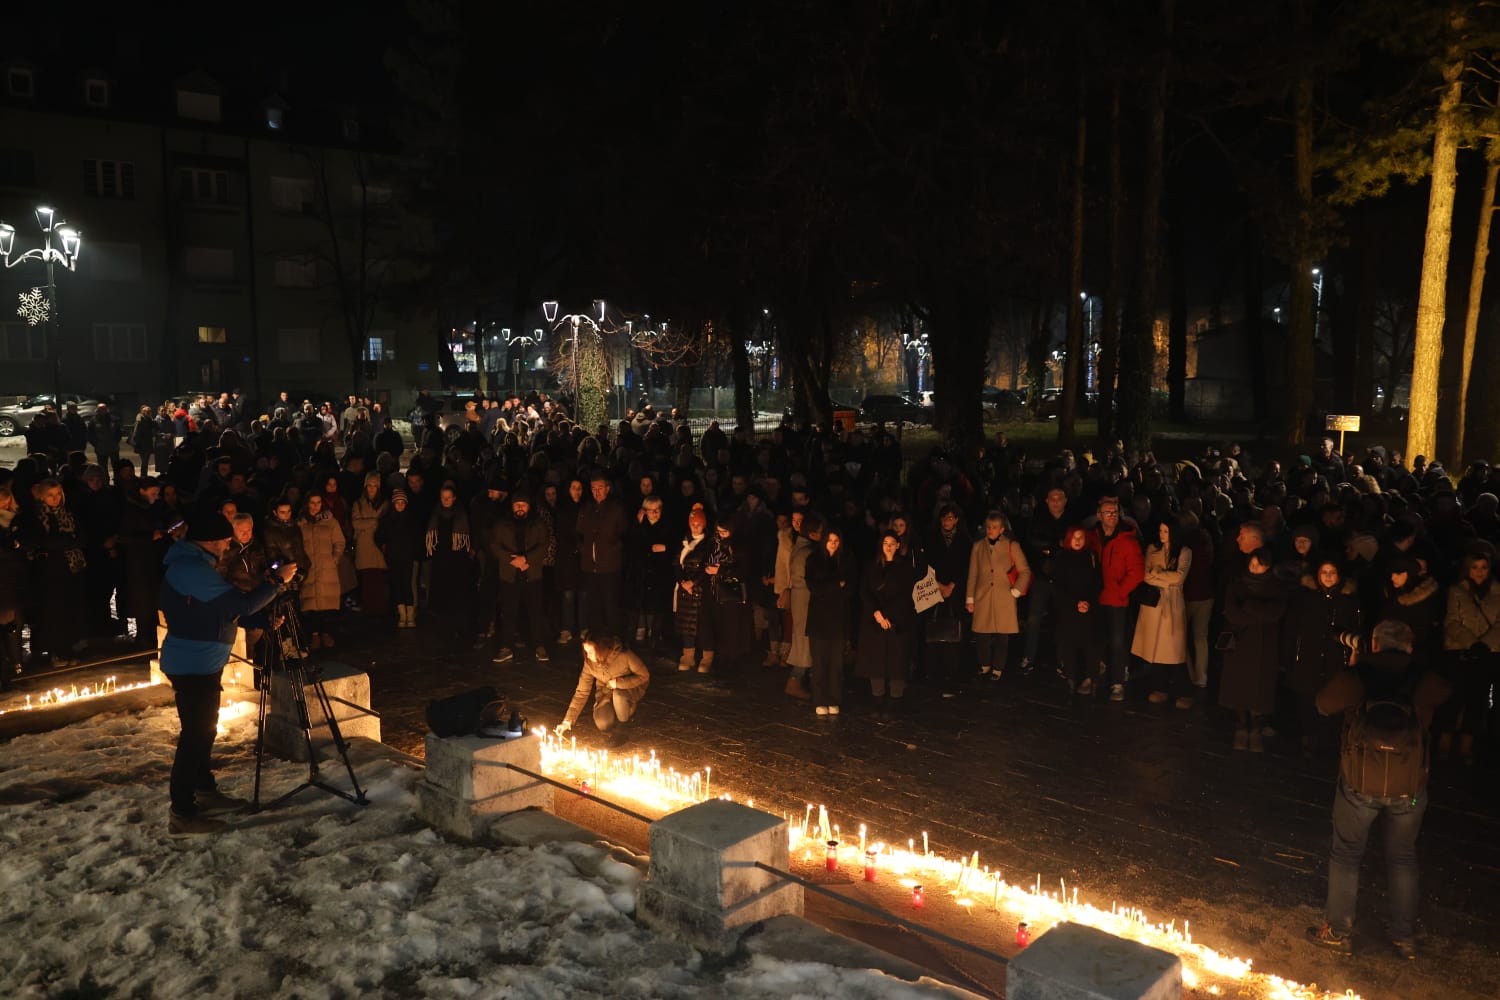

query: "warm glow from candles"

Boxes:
[0, 676, 162, 715]
[534, 728, 1361, 1000]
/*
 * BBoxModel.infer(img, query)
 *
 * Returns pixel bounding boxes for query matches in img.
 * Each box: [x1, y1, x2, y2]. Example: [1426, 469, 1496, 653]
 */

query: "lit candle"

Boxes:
[922, 831, 929, 857]
[705, 766, 711, 800]
[825, 840, 839, 872]
[864, 849, 877, 882]
[1015, 922, 1031, 949]
[911, 884, 924, 908]
[859, 823, 867, 855]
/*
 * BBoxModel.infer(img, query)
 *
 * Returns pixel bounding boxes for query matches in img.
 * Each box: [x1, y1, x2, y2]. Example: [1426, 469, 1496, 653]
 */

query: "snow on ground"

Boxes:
[0, 703, 966, 999]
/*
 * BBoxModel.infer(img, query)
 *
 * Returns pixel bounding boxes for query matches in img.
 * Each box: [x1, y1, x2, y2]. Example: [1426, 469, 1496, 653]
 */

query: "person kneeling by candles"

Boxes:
[556, 632, 650, 747]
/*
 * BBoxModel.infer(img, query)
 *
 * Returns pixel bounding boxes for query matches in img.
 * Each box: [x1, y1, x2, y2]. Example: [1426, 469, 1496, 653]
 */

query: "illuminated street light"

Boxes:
[2, 204, 83, 401]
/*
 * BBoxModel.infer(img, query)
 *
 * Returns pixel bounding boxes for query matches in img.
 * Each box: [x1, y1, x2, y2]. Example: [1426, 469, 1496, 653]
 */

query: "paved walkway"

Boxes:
[356, 623, 1500, 1000]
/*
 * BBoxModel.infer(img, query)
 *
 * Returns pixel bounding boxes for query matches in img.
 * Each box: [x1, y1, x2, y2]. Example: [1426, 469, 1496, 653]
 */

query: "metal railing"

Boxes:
[752, 861, 1010, 970]
[497, 760, 657, 826]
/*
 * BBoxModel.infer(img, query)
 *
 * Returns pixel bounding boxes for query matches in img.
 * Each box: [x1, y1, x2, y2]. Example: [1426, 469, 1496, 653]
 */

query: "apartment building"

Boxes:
[0, 60, 436, 411]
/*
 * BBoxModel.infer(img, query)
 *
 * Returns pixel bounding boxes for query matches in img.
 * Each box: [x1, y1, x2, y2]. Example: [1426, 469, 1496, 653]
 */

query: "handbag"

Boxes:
[1132, 581, 1161, 608]
[716, 578, 748, 605]
[1005, 541, 1030, 596]
[926, 616, 963, 644]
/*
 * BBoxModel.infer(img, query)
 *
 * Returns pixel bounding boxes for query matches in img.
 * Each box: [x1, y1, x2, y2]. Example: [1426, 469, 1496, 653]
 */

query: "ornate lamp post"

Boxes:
[1, 205, 82, 402]
[543, 298, 607, 417]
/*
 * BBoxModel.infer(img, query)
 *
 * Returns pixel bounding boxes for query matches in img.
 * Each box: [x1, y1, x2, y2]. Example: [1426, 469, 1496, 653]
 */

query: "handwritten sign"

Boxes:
[912, 567, 943, 613]
[1325, 414, 1361, 432]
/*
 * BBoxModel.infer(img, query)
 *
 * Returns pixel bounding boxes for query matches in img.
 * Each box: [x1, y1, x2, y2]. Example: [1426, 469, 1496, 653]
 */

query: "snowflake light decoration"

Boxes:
[17, 287, 49, 327]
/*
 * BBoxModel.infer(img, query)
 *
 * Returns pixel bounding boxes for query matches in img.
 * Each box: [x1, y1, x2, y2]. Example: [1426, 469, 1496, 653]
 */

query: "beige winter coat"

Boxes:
[1131, 544, 1191, 664]
[299, 514, 347, 612]
[1444, 578, 1500, 652]
[563, 647, 651, 727]
[966, 536, 1031, 634]
[351, 495, 388, 571]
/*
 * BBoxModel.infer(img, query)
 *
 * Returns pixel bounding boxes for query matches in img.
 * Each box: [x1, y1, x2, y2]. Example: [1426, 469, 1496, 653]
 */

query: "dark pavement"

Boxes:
[340, 614, 1500, 1000]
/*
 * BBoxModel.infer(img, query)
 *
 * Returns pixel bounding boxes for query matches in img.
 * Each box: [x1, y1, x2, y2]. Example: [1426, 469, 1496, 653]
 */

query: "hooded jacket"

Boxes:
[159, 541, 281, 675]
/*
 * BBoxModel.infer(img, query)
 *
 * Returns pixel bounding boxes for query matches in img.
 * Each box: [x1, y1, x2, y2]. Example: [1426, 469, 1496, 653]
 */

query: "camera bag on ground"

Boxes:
[426, 686, 506, 738]
[1340, 688, 1426, 799]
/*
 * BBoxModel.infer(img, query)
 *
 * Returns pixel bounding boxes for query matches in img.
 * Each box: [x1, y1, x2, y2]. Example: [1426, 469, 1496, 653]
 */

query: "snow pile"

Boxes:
[0, 705, 961, 999]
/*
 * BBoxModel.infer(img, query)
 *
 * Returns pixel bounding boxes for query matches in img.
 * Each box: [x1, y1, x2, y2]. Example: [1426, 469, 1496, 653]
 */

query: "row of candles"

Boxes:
[538, 727, 1360, 999]
[0, 676, 160, 716]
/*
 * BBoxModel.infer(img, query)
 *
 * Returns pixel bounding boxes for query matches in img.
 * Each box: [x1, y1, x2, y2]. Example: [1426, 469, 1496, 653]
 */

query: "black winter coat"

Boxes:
[804, 547, 855, 641]
[1050, 545, 1102, 629]
[1219, 571, 1287, 713]
[856, 557, 922, 680]
[260, 516, 310, 579]
[674, 532, 713, 640]
[1288, 581, 1361, 695]
[626, 516, 678, 614]
[375, 506, 425, 568]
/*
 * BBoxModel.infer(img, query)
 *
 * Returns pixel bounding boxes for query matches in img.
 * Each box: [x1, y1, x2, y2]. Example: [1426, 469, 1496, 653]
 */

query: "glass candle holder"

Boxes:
[1015, 922, 1031, 948]
[863, 849, 877, 882]
[825, 840, 839, 872]
[912, 884, 924, 908]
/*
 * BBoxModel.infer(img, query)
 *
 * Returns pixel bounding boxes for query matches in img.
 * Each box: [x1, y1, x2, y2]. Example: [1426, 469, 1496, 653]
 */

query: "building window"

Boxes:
[363, 332, 396, 362]
[274, 255, 317, 288]
[6, 68, 33, 98]
[179, 167, 230, 204]
[83, 158, 136, 199]
[176, 90, 221, 122]
[0, 148, 35, 187]
[84, 79, 110, 108]
[266, 107, 284, 130]
[341, 118, 361, 142]
[92, 323, 147, 362]
[197, 326, 228, 345]
[183, 247, 234, 279]
[270, 175, 314, 213]
[0, 322, 46, 361]
[278, 328, 320, 364]
[88, 242, 144, 282]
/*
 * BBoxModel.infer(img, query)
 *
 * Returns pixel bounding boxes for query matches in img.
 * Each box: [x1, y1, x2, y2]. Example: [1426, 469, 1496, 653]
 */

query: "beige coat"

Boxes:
[1131, 544, 1191, 664]
[298, 514, 347, 612]
[351, 495, 387, 571]
[563, 647, 651, 726]
[966, 536, 1031, 635]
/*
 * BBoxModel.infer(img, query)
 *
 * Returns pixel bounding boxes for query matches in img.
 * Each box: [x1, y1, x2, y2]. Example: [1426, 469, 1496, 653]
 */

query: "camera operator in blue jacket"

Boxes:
[159, 515, 295, 837]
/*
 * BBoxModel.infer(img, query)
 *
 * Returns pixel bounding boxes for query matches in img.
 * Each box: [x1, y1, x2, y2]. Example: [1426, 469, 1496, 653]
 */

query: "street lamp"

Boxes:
[1311, 267, 1324, 343]
[1080, 291, 1095, 390]
[543, 299, 608, 415]
[2, 205, 83, 401]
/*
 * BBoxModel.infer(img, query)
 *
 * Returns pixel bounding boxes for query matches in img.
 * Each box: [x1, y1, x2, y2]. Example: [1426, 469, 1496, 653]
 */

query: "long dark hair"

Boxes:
[1157, 516, 1184, 570]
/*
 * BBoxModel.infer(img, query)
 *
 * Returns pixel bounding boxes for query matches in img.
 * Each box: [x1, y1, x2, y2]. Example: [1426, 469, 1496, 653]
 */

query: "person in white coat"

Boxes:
[1133, 518, 1192, 708]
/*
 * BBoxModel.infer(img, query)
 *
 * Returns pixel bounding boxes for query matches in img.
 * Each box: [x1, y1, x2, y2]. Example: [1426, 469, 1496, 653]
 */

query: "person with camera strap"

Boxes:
[159, 515, 296, 837]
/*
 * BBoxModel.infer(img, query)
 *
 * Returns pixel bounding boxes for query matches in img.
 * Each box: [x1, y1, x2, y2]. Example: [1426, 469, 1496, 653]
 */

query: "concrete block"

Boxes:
[261, 662, 380, 762]
[1006, 922, 1182, 1000]
[416, 733, 554, 841]
[636, 799, 802, 953]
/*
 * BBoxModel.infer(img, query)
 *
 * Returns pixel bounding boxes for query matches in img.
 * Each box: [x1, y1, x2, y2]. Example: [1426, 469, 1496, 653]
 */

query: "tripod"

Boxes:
[252, 593, 368, 810]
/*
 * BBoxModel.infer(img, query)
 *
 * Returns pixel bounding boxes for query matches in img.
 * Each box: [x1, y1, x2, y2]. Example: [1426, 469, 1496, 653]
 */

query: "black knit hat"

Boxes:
[187, 515, 233, 542]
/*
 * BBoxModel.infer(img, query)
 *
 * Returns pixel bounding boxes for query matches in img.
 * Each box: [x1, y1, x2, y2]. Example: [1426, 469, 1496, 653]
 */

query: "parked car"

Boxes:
[0, 393, 102, 437]
[860, 393, 931, 425]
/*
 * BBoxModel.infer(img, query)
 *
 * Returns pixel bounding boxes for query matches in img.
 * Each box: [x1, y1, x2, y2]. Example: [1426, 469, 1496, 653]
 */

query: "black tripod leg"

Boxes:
[252, 627, 277, 811]
[309, 672, 368, 804]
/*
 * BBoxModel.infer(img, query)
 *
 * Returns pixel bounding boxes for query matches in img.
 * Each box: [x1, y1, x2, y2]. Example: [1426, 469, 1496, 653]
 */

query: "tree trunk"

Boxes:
[929, 280, 991, 449]
[1117, 3, 1169, 452]
[1283, 70, 1316, 448]
[1454, 152, 1498, 467]
[1353, 221, 1377, 416]
[1406, 19, 1465, 466]
[1060, 94, 1087, 442]
[731, 321, 754, 429]
[1097, 84, 1123, 447]
[1167, 180, 1187, 423]
[1243, 223, 1269, 423]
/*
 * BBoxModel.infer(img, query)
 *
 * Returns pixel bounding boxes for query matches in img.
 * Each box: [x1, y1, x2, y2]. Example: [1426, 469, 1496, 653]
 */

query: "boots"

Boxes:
[697, 651, 715, 674]
[762, 646, 781, 668]
[402, 605, 415, 628]
[785, 674, 811, 700]
[678, 648, 696, 672]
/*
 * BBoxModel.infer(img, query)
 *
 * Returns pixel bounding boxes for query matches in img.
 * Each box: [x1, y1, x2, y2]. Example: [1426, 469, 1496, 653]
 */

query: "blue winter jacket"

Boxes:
[159, 541, 281, 676]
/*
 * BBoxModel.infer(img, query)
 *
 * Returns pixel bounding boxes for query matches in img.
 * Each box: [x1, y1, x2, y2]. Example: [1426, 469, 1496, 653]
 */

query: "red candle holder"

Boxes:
[912, 884, 924, 908]
[579, 780, 592, 796]
[825, 840, 839, 872]
[1015, 922, 1031, 948]
[863, 850, 877, 882]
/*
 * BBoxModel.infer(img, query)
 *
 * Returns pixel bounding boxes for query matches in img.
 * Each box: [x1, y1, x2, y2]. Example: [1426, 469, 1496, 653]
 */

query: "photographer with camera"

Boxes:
[1309, 618, 1450, 958]
[159, 515, 296, 837]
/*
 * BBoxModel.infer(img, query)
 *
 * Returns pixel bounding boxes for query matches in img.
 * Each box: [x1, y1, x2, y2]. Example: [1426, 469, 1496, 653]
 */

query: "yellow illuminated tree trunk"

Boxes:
[1407, 23, 1466, 466]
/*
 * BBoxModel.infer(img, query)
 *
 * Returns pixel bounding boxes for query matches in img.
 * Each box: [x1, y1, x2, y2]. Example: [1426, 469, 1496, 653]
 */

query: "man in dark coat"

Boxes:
[576, 471, 629, 634]
[490, 488, 551, 664]
[88, 402, 122, 482]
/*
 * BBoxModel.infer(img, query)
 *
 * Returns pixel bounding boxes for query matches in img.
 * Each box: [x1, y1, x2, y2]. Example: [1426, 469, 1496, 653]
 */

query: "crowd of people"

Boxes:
[0, 391, 1494, 757]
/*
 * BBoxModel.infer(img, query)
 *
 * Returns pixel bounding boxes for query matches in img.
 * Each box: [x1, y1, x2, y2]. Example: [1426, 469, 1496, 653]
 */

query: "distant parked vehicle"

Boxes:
[860, 393, 931, 425]
[0, 393, 102, 437]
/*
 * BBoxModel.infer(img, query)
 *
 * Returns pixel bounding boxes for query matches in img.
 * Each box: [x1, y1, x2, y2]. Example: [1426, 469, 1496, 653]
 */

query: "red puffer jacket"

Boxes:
[1088, 522, 1145, 608]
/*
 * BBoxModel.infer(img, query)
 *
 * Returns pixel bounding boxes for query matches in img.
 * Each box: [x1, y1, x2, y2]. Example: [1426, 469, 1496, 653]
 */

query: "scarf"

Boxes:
[680, 532, 705, 566]
[37, 503, 87, 574]
[426, 504, 471, 556]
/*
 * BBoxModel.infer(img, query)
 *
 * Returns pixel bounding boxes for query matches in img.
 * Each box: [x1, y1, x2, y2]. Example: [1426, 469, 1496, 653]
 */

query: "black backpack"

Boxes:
[1340, 676, 1427, 799]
